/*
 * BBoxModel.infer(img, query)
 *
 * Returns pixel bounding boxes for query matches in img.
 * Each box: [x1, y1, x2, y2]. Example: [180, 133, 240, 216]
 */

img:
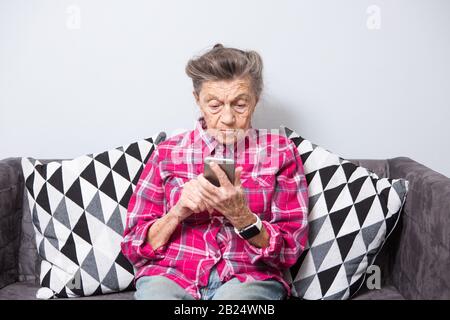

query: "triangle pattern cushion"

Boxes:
[21, 132, 166, 298]
[281, 126, 408, 300]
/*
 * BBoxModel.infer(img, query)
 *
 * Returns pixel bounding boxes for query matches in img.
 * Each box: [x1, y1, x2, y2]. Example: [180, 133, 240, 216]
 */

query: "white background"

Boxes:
[1, 0, 449, 177]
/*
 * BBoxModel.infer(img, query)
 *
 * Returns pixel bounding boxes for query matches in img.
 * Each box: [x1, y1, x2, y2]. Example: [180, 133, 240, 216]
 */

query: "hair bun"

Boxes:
[213, 43, 224, 49]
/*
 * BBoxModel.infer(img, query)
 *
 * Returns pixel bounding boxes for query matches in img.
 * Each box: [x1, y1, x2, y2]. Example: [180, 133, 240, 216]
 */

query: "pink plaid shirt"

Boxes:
[121, 116, 309, 299]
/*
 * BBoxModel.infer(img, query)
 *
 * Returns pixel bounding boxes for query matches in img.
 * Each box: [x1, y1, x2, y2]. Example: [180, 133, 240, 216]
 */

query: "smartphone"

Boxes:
[203, 156, 235, 187]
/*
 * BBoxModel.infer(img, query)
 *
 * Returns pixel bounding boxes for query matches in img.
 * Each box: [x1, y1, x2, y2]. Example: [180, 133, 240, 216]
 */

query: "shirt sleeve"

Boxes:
[243, 140, 309, 269]
[121, 146, 167, 268]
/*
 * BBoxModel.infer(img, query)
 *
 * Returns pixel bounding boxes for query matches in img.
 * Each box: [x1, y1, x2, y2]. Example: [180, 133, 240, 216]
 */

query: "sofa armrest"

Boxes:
[0, 157, 24, 289]
[387, 156, 450, 299]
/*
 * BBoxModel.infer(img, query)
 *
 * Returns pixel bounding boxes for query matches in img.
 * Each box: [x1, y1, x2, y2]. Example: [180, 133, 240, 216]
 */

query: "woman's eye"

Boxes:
[208, 105, 222, 112]
[235, 105, 247, 111]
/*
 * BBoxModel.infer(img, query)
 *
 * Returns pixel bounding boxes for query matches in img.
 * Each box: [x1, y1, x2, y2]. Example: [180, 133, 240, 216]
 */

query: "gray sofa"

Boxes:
[0, 156, 449, 300]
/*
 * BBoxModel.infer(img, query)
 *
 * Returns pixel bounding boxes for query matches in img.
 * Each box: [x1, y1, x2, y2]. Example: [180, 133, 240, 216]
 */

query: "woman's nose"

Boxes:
[220, 105, 235, 125]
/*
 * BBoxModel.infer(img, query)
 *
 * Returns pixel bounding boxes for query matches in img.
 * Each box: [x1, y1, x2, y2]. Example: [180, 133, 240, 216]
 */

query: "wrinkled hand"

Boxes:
[173, 178, 215, 222]
[197, 162, 256, 229]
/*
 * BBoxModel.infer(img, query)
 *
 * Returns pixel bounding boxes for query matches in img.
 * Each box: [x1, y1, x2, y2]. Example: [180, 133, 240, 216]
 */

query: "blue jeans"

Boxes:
[134, 266, 286, 300]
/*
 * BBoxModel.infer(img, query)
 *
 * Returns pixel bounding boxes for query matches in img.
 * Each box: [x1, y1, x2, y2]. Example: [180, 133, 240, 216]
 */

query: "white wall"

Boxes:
[1, 0, 449, 177]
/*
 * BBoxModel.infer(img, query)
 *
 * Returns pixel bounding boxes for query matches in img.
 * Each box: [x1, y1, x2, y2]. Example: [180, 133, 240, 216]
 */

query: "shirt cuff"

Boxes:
[136, 219, 167, 260]
[243, 220, 283, 263]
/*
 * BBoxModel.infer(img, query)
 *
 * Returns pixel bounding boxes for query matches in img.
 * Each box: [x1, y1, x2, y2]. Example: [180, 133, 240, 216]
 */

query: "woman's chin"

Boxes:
[217, 132, 249, 145]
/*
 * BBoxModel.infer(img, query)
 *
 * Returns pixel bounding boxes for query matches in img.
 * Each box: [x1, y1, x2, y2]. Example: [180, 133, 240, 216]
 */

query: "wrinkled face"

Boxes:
[194, 77, 258, 144]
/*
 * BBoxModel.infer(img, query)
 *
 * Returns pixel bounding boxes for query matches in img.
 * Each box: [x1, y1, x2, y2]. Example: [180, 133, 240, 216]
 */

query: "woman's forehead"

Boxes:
[200, 78, 254, 100]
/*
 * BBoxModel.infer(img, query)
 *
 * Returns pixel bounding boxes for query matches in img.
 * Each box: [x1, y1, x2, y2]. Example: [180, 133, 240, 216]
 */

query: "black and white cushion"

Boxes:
[281, 126, 409, 300]
[21, 132, 166, 299]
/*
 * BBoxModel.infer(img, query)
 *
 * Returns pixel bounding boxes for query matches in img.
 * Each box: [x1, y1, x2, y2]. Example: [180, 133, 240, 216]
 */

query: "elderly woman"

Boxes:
[121, 43, 309, 300]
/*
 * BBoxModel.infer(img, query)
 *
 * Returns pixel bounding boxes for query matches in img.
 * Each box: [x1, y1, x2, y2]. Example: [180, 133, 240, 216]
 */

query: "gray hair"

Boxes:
[185, 43, 264, 99]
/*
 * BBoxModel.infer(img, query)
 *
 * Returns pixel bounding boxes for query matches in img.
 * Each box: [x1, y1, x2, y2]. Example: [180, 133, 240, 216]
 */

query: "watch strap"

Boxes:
[234, 214, 262, 240]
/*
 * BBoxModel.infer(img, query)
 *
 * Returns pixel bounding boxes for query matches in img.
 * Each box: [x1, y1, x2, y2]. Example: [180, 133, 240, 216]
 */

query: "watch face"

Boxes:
[239, 225, 261, 240]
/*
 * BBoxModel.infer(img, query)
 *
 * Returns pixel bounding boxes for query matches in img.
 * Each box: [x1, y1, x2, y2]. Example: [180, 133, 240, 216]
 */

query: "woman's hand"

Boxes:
[172, 178, 215, 222]
[197, 162, 256, 230]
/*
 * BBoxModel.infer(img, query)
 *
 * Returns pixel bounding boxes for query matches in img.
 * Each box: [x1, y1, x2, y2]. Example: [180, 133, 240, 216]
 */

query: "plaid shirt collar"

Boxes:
[195, 116, 218, 155]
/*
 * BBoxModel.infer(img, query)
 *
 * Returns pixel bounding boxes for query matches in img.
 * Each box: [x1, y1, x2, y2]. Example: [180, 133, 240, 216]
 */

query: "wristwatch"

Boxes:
[234, 213, 262, 240]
